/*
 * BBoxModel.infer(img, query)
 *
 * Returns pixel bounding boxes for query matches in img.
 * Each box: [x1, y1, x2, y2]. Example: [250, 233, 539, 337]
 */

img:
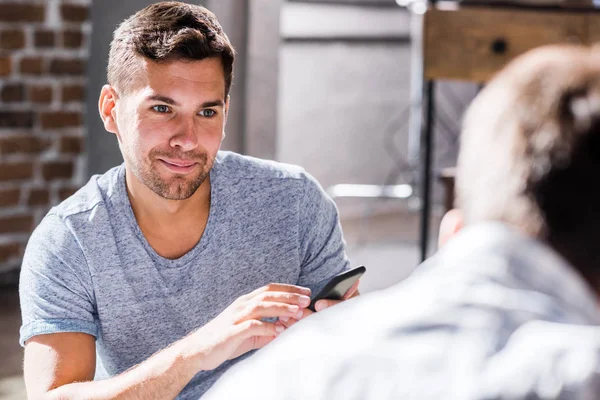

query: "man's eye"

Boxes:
[199, 109, 217, 117]
[152, 105, 170, 113]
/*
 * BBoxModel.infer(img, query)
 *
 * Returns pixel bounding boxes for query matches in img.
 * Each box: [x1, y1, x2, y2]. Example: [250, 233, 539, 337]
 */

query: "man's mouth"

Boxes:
[158, 158, 198, 173]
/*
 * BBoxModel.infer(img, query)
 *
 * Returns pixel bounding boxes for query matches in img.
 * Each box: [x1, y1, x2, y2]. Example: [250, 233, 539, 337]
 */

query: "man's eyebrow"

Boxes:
[201, 100, 225, 108]
[146, 94, 179, 106]
[145, 95, 224, 109]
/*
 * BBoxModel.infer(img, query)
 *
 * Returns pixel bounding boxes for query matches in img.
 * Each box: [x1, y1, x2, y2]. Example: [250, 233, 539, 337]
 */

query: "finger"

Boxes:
[252, 334, 278, 350]
[276, 317, 294, 329]
[281, 306, 314, 320]
[342, 280, 360, 300]
[278, 314, 304, 329]
[314, 299, 342, 312]
[242, 283, 311, 301]
[296, 307, 313, 320]
[257, 291, 311, 308]
[233, 319, 285, 341]
[231, 320, 284, 353]
[281, 307, 315, 326]
[278, 317, 298, 329]
[239, 301, 305, 322]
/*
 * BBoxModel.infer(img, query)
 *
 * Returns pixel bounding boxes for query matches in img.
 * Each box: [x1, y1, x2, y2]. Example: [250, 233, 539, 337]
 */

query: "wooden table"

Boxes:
[418, 3, 600, 260]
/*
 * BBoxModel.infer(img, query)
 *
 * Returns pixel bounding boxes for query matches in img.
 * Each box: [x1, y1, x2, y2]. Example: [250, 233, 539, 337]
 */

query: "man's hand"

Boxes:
[188, 283, 312, 371]
[277, 280, 360, 329]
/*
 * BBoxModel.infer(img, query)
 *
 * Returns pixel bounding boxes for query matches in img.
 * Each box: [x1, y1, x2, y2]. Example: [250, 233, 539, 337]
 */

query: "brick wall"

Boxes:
[0, 0, 91, 280]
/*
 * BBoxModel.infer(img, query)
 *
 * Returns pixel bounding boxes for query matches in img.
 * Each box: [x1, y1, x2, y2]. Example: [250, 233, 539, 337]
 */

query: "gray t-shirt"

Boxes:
[19, 151, 350, 399]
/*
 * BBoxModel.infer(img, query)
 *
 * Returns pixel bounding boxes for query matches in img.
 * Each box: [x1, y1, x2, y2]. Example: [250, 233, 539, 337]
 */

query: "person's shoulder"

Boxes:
[50, 165, 122, 222]
[214, 151, 308, 182]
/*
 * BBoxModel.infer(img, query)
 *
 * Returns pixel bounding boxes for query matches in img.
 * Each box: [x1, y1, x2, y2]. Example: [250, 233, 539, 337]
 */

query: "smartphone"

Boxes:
[308, 265, 366, 312]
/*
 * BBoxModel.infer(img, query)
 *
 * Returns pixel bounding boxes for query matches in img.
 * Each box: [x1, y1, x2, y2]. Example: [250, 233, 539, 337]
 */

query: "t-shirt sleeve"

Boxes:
[296, 171, 351, 291]
[19, 213, 97, 347]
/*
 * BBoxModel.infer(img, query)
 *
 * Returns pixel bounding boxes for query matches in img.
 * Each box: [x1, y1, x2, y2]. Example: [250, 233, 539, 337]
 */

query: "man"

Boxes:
[18, 2, 357, 399]
[205, 44, 600, 399]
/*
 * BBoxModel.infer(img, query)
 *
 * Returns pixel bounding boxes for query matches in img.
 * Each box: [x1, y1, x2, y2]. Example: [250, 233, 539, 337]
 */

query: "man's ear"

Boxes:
[438, 209, 464, 249]
[98, 85, 119, 135]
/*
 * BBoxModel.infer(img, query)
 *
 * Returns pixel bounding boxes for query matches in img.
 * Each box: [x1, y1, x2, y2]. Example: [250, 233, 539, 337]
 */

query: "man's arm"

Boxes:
[24, 283, 312, 400]
[25, 332, 198, 400]
[296, 172, 351, 289]
[25, 333, 96, 398]
[275, 171, 358, 330]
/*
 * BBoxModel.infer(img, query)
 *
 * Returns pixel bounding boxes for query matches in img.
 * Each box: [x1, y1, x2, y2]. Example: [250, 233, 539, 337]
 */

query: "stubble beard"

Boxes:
[134, 150, 212, 201]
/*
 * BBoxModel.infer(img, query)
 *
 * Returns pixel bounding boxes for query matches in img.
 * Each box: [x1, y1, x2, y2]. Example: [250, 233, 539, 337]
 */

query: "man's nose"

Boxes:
[169, 120, 198, 152]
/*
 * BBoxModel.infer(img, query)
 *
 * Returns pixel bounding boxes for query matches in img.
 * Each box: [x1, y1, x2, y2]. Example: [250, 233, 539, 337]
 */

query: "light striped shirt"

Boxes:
[205, 223, 600, 400]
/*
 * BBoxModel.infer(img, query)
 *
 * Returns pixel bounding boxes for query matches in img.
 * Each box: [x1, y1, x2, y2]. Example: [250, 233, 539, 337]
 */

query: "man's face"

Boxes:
[106, 57, 227, 200]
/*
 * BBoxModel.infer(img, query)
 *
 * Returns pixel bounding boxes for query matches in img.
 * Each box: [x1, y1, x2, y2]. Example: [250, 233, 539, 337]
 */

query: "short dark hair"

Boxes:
[108, 1, 235, 97]
[457, 45, 600, 285]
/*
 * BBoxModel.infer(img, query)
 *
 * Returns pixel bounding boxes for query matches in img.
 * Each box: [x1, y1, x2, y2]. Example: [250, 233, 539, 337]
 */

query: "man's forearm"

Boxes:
[35, 283, 309, 399]
[45, 336, 202, 400]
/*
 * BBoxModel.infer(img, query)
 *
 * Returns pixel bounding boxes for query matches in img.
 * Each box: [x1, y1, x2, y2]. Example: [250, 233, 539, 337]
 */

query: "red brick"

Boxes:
[0, 215, 33, 234]
[34, 29, 55, 48]
[27, 188, 49, 206]
[0, 243, 21, 263]
[49, 58, 84, 75]
[59, 186, 78, 200]
[42, 161, 73, 180]
[0, 111, 34, 128]
[0, 136, 51, 155]
[20, 57, 44, 75]
[0, 57, 11, 77]
[40, 111, 82, 129]
[0, 188, 20, 207]
[62, 30, 83, 48]
[0, 162, 34, 181]
[62, 84, 85, 102]
[0, 29, 25, 50]
[0, 4, 45, 22]
[1, 83, 25, 102]
[60, 4, 88, 22]
[29, 85, 53, 103]
[59, 136, 83, 154]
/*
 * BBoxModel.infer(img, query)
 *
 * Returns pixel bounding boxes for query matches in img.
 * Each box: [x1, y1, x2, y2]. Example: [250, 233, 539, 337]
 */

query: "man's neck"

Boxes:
[124, 169, 211, 259]
[124, 169, 211, 224]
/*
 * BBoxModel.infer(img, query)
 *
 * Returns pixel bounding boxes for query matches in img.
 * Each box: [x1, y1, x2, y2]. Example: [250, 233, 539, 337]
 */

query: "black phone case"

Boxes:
[308, 265, 366, 312]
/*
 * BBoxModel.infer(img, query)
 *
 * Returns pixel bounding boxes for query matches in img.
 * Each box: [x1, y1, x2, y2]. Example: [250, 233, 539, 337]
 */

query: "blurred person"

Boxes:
[204, 44, 600, 400]
[18, 2, 358, 399]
